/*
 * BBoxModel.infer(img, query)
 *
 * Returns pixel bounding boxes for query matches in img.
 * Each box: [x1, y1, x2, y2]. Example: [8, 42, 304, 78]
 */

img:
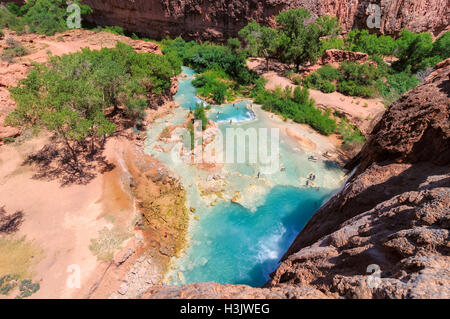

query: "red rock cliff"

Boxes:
[81, 0, 450, 40]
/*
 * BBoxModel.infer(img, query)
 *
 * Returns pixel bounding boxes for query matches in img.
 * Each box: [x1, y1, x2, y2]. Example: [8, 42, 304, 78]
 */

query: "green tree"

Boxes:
[394, 30, 434, 72]
[315, 15, 341, 37]
[431, 31, 450, 60]
[227, 37, 241, 53]
[276, 9, 329, 69]
[260, 26, 281, 71]
[6, 42, 180, 167]
[23, 0, 92, 36]
[238, 21, 263, 57]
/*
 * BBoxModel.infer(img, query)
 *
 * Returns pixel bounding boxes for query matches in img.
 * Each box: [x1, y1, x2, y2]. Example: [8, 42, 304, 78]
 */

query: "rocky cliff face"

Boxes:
[147, 59, 450, 299]
[82, 0, 450, 41]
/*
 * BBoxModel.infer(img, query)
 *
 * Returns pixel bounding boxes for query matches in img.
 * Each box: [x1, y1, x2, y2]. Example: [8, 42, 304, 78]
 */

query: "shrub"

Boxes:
[303, 65, 339, 93]
[393, 30, 434, 72]
[1, 37, 28, 62]
[256, 86, 337, 135]
[316, 65, 341, 81]
[345, 29, 397, 56]
[320, 36, 344, 51]
[162, 37, 259, 86]
[192, 70, 232, 104]
[0, 6, 25, 33]
[337, 80, 377, 98]
[337, 117, 365, 146]
[193, 105, 208, 130]
[102, 26, 125, 36]
[22, 0, 92, 36]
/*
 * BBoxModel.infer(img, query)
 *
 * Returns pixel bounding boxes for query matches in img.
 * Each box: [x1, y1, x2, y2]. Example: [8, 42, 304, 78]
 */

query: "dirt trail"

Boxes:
[247, 58, 386, 136]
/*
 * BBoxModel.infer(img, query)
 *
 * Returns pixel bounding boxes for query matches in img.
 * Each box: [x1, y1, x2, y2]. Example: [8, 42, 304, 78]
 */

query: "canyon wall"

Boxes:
[147, 59, 450, 298]
[81, 0, 450, 41]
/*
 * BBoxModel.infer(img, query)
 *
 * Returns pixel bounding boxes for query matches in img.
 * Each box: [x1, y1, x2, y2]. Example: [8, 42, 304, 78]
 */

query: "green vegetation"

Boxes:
[16, 279, 40, 299]
[0, 0, 92, 36]
[303, 65, 340, 93]
[238, 9, 340, 70]
[101, 25, 125, 36]
[337, 61, 381, 98]
[336, 117, 365, 147]
[0, 275, 40, 298]
[320, 36, 344, 51]
[275, 9, 340, 69]
[162, 37, 259, 104]
[345, 29, 397, 56]
[1, 37, 28, 62]
[239, 21, 282, 71]
[193, 105, 209, 131]
[192, 70, 231, 104]
[6, 42, 181, 168]
[0, 5, 25, 33]
[394, 30, 450, 72]
[303, 58, 419, 101]
[255, 86, 337, 136]
[187, 121, 195, 150]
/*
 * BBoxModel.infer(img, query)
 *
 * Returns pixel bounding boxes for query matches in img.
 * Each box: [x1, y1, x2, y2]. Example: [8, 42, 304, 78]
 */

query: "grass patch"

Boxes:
[89, 226, 132, 261]
[0, 236, 43, 280]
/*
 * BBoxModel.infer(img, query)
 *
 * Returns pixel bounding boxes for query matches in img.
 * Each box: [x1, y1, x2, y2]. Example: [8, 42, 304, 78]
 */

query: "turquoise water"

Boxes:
[176, 186, 330, 286]
[146, 66, 346, 287]
[175, 66, 255, 124]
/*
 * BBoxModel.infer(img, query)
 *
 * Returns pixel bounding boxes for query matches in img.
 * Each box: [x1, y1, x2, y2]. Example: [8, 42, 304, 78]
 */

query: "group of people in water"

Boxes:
[306, 173, 320, 191]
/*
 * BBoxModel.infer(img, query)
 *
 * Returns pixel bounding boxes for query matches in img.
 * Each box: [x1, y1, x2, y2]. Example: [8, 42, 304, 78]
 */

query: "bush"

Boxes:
[102, 26, 125, 36]
[375, 68, 420, 103]
[303, 65, 339, 93]
[320, 81, 336, 93]
[393, 30, 434, 72]
[162, 37, 259, 86]
[337, 80, 377, 98]
[256, 86, 337, 135]
[337, 117, 365, 146]
[431, 31, 450, 60]
[1, 37, 28, 62]
[0, 6, 24, 33]
[193, 105, 208, 130]
[316, 65, 341, 81]
[345, 29, 397, 56]
[192, 70, 232, 104]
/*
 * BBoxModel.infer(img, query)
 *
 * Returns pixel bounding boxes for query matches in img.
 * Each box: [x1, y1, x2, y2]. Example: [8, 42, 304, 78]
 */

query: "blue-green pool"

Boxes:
[176, 186, 330, 286]
[146, 66, 345, 287]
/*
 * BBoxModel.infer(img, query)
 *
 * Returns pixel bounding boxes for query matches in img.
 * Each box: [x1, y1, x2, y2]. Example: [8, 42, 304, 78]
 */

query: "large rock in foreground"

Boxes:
[268, 58, 450, 298]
